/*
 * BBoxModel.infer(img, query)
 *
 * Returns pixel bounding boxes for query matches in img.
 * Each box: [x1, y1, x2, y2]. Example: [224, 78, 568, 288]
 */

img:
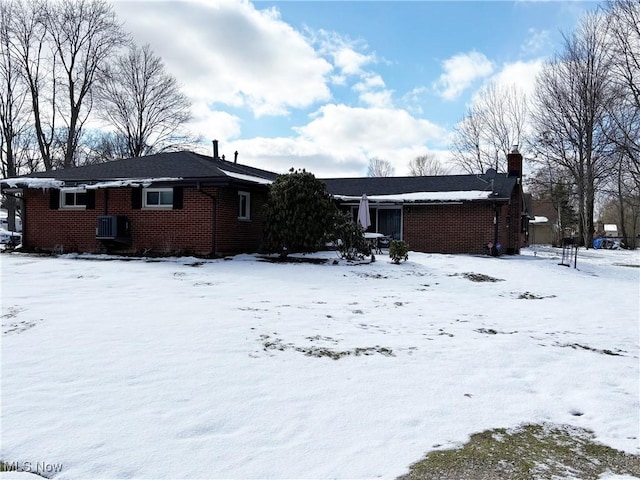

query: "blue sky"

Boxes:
[112, 0, 600, 177]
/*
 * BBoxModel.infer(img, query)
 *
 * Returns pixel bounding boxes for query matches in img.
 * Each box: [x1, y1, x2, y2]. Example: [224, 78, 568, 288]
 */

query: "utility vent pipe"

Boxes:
[212, 139, 219, 160]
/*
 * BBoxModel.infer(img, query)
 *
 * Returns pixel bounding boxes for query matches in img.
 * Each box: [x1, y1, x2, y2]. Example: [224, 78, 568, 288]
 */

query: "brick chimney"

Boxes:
[212, 139, 219, 160]
[507, 145, 522, 178]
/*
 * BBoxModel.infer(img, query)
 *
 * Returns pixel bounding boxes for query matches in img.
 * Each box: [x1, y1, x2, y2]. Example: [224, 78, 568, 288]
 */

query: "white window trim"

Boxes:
[143, 188, 173, 209]
[60, 188, 87, 210]
[238, 191, 250, 220]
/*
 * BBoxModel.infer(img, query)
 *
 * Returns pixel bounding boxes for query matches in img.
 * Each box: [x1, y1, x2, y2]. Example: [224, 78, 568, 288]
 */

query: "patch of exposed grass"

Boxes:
[555, 342, 627, 357]
[399, 423, 640, 480]
[516, 291, 557, 300]
[475, 328, 517, 335]
[451, 272, 505, 282]
[259, 334, 394, 359]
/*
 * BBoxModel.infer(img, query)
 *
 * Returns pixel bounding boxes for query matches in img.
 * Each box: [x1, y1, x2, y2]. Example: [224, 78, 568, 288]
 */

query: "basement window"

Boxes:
[143, 188, 173, 209]
[238, 191, 250, 220]
[60, 189, 87, 209]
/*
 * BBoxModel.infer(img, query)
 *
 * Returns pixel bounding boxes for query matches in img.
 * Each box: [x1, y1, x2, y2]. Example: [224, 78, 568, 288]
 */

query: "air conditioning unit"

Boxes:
[96, 215, 130, 244]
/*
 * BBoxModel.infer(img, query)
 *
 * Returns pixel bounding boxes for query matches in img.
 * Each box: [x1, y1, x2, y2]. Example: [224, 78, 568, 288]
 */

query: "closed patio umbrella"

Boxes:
[357, 194, 371, 230]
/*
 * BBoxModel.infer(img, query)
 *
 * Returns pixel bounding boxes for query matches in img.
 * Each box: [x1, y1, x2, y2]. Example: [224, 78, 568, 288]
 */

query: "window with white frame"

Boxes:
[60, 189, 87, 209]
[238, 191, 250, 220]
[143, 188, 173, 208]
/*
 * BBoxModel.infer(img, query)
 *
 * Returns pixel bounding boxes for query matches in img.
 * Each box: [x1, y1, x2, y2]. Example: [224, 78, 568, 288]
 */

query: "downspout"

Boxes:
[493, 202, 500, 256]
[197, 183, 217, 256]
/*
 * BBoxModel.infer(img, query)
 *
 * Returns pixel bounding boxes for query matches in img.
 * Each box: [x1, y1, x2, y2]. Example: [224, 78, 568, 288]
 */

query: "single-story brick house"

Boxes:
[1, 145, 529, 256]
[0, 145, 278, 256]
[324, 149, 529, 255]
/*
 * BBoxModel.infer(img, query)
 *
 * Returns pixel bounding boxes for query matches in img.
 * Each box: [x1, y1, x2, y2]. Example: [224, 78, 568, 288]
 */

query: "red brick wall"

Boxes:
[402, 196, 523, 255]
[22, 185, 523, 257]
[22, 186, 268, 256]
[23, 189, 101, 253]
[214, 188, 269, 256]
[403, 203, 500, 254]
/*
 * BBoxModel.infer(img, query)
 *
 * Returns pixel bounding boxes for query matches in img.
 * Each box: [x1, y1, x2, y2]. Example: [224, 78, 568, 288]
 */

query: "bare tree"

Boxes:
[451, 107, 483, 174]
[451, 83, 528, 174]
[8, 0, 58, 171]
[603, 0, 640, 198]
[1, 0, 31, 230]
[367, 157, 394, 177]
[44, 0, 128, 168]
[76, 130, 132, 165]
[532, 12, 616, 248]
[527, 159, 579, 239]
[408, 153, 450, 176]
[96, 44, 192, 158]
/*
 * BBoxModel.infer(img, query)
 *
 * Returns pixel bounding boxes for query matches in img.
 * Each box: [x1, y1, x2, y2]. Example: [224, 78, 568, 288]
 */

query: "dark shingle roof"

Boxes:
[9, 151, 279, 185]
[2, 150, 518, 202]
[322, 173, 517, 201]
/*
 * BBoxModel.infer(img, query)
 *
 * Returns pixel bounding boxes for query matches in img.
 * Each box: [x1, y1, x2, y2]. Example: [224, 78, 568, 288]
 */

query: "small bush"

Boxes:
[331, 211, 371, 260]
[389, 239, 409, 264]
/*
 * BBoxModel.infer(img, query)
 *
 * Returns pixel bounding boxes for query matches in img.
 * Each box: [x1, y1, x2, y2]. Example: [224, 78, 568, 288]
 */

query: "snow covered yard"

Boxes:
[1, 246, 638, 479]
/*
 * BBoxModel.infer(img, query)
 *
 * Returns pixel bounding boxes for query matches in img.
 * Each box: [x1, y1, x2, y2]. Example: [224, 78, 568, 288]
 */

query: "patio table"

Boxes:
[364, 232, 385, 254]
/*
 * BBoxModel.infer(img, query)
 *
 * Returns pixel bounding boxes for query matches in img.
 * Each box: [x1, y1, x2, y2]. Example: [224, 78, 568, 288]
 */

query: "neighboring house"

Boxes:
[529, 215, 552, 245]
[603, 224, 618, 237]
[324, 149, 529, 255]
[0, 145, 277, 256]
[0, 146, 529, 256]
[528, 199, 562, 246]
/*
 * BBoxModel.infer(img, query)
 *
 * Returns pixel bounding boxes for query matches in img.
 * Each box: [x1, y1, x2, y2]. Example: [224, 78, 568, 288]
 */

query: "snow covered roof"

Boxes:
[84, 178, 183, 189]
[530, 216, 549, 224]
[219, 170, 273, 185]
[324, 173, 518, 203]
[334, 190, 493, 203]
[2, 151, 521, 203]
[0, 151, 278, 189]
[2, 177, 64, 189]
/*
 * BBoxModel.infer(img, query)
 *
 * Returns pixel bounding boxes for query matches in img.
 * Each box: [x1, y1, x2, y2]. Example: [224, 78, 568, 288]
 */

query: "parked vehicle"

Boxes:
[0, 209, 22, 232]
[0, 228, 21, 245]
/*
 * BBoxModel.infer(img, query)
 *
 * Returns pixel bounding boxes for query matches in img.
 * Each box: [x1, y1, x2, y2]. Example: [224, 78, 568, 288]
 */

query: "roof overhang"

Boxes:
[1, 175, 273, 191]
[333, 190, 508, 204]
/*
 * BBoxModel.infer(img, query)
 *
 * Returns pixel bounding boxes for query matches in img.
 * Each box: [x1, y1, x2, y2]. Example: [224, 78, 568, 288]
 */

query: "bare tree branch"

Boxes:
[96, 44, 193, 158]
[408, 153, 450, 176]
[367, 157, 394, 177]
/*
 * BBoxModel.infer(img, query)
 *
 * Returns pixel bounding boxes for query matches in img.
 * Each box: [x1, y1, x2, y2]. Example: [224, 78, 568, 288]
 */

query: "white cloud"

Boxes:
[352, 74, 386, 93]
[521, 28, 552, 56]
[333, 46, 374, 76]
[113, 0, 332, 117]
[358, 90, 394, 109]
[434, 51, 494, 101]
[189, 106, 242, 144]
[490, 59, 545, 98]
[111, 1, 453, 178]
[297, 104, 446, 148]
[208, 104, 450, 177]
[309, 29, 393, 108]
[311, 29, 376, 77]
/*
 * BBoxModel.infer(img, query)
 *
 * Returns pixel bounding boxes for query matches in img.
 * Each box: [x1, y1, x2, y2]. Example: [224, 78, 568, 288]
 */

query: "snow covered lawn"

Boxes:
[1, 247, 638, 479]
